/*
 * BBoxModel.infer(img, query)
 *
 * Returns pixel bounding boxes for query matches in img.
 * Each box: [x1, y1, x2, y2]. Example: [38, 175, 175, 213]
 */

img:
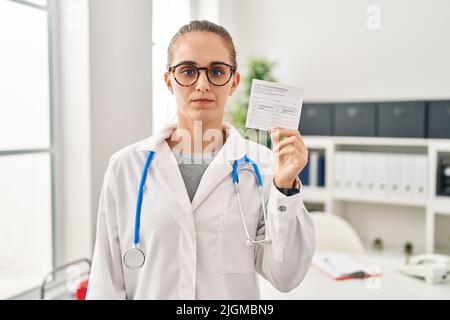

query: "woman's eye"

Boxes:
[180, 68, 196, 77]
[210, 68, 224, 77]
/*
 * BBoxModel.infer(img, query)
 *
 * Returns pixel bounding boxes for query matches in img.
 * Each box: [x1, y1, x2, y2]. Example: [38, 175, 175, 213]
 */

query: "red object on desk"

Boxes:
[313, 253, 383, 281]
[336, 271, 382, 280]
[314, 265, 381, 280]
[75, 279, 89, 300]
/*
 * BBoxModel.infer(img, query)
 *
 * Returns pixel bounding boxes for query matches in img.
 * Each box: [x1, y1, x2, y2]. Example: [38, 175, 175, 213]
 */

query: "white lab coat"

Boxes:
[86, 122, 315, 300]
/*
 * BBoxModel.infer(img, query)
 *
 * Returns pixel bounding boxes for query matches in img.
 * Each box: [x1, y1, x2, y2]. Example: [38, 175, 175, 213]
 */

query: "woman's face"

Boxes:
[164, 31, 240, 125]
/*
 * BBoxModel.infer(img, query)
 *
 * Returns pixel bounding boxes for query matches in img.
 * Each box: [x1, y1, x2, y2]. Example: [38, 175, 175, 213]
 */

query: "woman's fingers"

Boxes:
[271, 128, 307, 156]
[273, 135, 301, 152]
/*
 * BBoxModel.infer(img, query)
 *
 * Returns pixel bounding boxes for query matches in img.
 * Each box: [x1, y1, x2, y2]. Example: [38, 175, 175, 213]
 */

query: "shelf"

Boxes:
[304, 136, 431, 147]
[429, 141, 450, 152]
[302, 186, 329, 203]
[303, 137, 332, 149]
[431, 197, 450, 215]
[300, 135, 450, 255]
[304, 188, 428, 208]
[435, 246, 450, 255]
[332, 193, 427, 208]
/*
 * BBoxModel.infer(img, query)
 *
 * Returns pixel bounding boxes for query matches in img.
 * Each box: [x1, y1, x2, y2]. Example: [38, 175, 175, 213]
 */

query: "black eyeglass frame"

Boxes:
[167, 62, 237, 87]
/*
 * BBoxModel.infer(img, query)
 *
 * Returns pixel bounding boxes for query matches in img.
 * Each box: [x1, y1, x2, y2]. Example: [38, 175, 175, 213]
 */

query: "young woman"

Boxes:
[86, 20, 314, 300]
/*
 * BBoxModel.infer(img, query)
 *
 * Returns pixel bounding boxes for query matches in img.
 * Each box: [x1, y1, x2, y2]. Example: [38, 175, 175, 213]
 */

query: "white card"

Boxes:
[245, 79, 304, 131]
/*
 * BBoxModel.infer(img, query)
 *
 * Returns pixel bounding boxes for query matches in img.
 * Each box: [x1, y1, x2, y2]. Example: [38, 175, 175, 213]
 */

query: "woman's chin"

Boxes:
[188, 109, 220, 122]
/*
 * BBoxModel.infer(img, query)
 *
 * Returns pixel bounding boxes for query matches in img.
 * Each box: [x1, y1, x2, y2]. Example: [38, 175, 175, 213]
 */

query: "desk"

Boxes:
[259, 254, 450, 299]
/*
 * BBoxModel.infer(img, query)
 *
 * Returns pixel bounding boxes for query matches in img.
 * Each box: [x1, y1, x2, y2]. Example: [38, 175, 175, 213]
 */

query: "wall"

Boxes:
[218, 0, 450, 254]
[53, 0, 152, 265]
[219, 0, 450, 102]
[89, 0, 153, 247]
[52, 0, 91, 266]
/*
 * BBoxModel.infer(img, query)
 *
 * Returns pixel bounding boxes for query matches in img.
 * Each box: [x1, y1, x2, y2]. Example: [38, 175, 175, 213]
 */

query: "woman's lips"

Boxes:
[192, 99, 214, 104]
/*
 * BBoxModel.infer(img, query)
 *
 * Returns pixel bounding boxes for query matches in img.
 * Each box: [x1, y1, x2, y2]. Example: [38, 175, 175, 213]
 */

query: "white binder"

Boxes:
[364, 152, 376, 195]
[374, 153, 389, 197]
[343, 152, 354, 195]
[309, 151, 318, 187]
[333, 152, 345, 193]
[413, 155, 428, 199]
[386, 154, 401, 199]
[353, 152, 365, 194]
[399, 154, 415, 199]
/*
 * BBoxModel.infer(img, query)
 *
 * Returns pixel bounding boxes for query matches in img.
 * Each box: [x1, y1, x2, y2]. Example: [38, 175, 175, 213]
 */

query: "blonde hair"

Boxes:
[166, 20, 237, 69]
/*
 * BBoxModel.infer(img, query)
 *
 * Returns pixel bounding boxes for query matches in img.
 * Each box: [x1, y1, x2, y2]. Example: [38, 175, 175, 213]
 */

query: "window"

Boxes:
[152, 0, 191, 133]
[0, 0, 53, 298]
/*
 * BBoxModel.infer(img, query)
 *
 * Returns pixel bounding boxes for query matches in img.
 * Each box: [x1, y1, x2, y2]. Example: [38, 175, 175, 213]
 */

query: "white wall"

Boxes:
[89, 0, 153, 245]
[191, 0, 219, 22]
[53, 0, 152, 265]
[52, 0, 91, 266]
[219, 0, 450, 102]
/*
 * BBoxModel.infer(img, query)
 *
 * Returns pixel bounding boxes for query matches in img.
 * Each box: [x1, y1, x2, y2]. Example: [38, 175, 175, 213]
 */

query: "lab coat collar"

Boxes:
[136, 121, 248, 212]
[136, 121, 246, 161]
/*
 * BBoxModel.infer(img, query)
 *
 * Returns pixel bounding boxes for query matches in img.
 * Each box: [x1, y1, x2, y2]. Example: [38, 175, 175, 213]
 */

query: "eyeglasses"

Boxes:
[167, 62, 237, 87]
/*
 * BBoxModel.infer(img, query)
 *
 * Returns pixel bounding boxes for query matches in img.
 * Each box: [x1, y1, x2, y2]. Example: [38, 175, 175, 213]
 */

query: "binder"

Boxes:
[386, 154, 401, 198]
[374, 153, 389, 197]
[414, 155, 428, 198]
[342, 152, 354, 194]
[353, 152, 365, 194]
[399, 154, 414, 199]
[364, 152, 376, 195]
[317, 154, 326, 187]
[334, 152, 345, 192]
[309, 151, 318, 187]
[312, 253, 382, 280]
[301, 151, 326, 188]
[300, 161, 310, 186]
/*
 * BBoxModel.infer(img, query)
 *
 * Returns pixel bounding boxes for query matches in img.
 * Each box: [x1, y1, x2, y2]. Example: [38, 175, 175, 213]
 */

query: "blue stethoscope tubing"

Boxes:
[123, 152, 270, 269]
[232, 155, 271, 246]
[134, 150, 156, 245]
[123, 150, 155, 269]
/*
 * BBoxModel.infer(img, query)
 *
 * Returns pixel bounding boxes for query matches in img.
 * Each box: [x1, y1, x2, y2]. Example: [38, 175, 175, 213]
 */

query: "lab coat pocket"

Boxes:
[217, 214, 258, 274]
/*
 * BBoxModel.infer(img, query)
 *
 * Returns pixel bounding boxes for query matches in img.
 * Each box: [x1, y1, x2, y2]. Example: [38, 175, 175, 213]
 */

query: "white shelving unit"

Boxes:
[302, 136, 450, 256]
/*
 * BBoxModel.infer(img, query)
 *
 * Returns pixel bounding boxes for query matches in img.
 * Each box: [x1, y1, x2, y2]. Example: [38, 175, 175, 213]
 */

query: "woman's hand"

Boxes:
[270, 128, 308, 188]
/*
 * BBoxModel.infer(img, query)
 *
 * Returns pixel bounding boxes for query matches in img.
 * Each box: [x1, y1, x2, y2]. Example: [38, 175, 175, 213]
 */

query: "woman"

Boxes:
[86, 20, 314, 300]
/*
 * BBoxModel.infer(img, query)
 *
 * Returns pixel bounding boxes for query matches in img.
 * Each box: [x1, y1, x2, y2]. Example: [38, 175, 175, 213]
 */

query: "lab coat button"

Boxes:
[278, 205, 287, 212]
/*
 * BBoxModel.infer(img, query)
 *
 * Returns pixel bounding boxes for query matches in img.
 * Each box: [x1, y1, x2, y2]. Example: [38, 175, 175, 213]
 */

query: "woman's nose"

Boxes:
[195, 70, 210, 91]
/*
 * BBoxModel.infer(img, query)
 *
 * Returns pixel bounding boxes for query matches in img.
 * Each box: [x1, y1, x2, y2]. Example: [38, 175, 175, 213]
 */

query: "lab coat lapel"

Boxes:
[137, 124, 193, 230]
[152, 143, 193, 211]
[191, 125, 246, 211]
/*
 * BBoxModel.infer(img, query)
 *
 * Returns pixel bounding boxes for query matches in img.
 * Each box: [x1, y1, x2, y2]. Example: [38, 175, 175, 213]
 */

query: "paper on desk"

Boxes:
[313, 253, 382, 280]
[245, 79, 304, 131]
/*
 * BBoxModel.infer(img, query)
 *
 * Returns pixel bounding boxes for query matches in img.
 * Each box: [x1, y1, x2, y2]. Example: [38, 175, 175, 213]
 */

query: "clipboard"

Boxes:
[312, 253, 382, 280]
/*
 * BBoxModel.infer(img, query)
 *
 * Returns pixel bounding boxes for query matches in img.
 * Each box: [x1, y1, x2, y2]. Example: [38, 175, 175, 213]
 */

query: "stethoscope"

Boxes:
[123, 152, 271, 269]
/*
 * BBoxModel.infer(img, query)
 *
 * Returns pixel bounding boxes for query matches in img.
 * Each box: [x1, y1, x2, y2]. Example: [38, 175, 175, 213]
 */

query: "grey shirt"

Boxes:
[171, 150, 216, 202]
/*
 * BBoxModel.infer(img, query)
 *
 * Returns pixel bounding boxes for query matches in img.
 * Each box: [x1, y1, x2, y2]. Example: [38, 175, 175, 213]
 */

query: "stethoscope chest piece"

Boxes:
[123, 247, 145, 269]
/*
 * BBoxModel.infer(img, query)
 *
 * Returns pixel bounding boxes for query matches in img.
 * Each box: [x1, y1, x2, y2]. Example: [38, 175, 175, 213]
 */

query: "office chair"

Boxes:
[310, 212, 365, 254]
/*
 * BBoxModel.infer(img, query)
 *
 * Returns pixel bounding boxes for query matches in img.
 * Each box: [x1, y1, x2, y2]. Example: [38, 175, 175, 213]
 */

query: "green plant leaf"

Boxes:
[226, 55, 277, 147]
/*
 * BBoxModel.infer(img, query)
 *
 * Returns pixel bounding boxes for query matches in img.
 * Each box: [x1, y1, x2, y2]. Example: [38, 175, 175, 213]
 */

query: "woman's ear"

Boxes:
[228, 71, 240, 96]
[164, 72, 174, 95]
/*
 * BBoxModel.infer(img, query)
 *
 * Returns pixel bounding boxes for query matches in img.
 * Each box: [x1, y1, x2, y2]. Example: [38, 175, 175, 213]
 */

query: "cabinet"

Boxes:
[302, 136, 450, 256]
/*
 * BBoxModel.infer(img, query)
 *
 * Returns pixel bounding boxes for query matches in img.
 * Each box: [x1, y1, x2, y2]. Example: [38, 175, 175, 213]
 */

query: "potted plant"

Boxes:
[226, 56, 277, 148]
